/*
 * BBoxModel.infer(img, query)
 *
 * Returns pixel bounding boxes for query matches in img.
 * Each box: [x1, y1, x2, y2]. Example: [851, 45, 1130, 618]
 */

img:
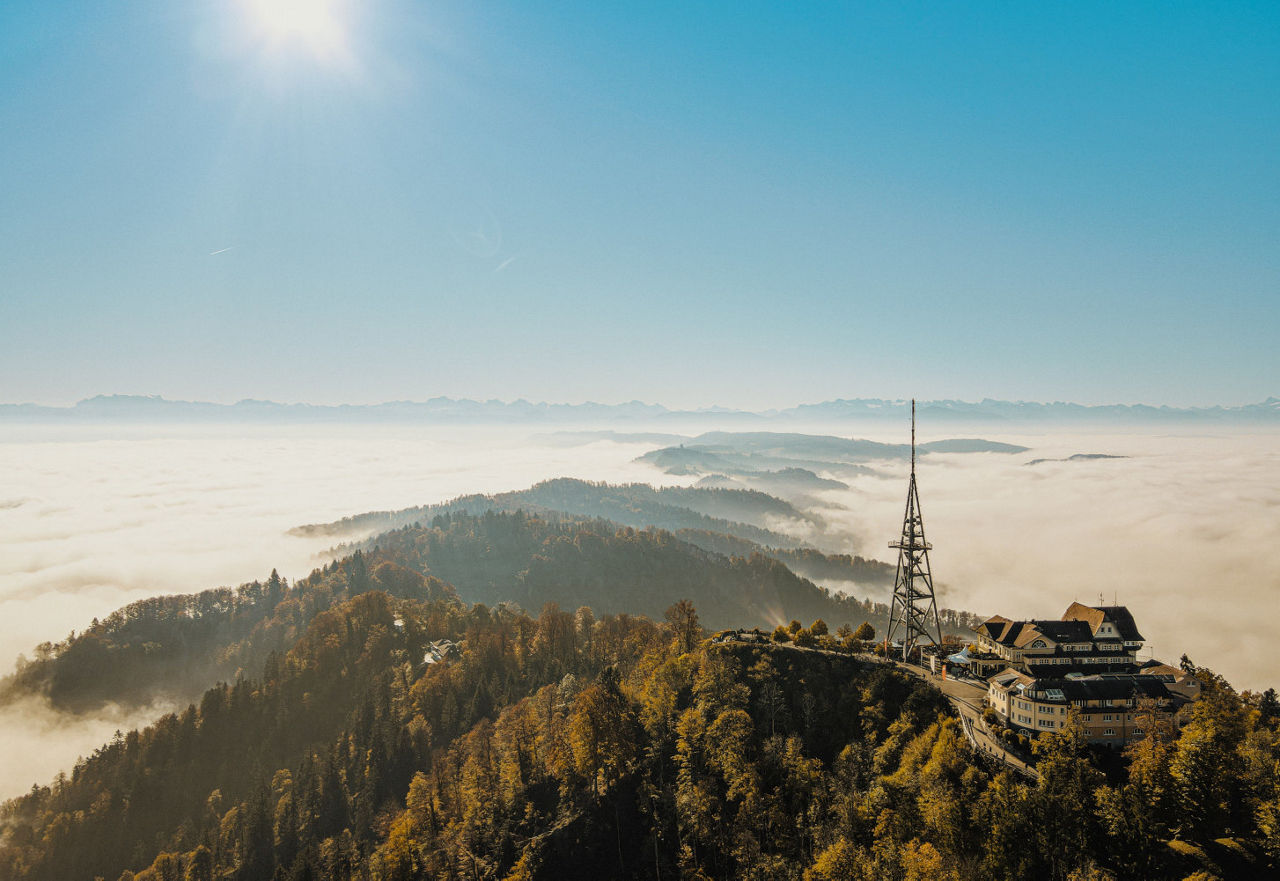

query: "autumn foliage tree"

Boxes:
[664, 599, 701, 654]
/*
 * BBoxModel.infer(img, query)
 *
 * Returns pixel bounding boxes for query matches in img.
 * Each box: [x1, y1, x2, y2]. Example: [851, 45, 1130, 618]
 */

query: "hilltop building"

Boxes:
[986, 669, 1193, 745]
[972, 603, 1199, 745]
[972, 602, 1144, 676]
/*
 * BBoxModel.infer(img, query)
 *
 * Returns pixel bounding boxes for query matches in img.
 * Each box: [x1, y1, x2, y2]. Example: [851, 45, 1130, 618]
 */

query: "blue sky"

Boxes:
[1, 1, 1276, 408]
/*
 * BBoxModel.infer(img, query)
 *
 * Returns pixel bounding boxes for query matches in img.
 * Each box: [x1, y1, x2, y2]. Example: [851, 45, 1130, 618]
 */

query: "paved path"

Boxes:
[892, 661, 1038, 780]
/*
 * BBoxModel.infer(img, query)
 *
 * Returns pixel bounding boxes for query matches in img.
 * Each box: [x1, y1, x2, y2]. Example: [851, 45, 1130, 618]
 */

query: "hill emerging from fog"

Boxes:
[358, 510, 904, 628]
[290, 478, 815, 548]
[290, 478, 897, 586]
[634, 430, 1027, 483]
[2, 503, 919, 716]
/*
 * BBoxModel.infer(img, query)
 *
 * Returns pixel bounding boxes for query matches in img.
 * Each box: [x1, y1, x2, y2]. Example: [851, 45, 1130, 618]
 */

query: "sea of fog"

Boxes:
[1, 422, 1277, 798]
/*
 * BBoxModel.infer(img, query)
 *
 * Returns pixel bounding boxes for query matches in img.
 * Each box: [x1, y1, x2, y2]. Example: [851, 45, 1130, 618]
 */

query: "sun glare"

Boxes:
[239, 0, 350, 61]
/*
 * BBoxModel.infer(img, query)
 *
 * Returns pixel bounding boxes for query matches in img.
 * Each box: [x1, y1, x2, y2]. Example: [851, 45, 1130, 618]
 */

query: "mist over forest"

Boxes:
[2, 417, 1277, 811]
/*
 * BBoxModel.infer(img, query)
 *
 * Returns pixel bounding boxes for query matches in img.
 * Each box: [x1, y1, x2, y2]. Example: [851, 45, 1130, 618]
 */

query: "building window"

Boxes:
[1104, 728, 1116, 735]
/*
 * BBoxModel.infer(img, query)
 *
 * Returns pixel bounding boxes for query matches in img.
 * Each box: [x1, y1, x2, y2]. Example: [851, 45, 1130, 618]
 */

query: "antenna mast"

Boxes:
[885, 399, 943, 663]
[911, 398, 915, 473]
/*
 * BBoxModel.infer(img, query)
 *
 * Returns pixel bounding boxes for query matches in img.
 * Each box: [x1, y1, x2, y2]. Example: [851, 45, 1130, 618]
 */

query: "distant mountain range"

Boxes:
[3, 394, 1279, 424]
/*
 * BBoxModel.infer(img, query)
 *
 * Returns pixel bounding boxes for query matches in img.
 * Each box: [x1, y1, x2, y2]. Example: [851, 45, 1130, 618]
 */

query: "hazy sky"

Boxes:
[1, 1, 1276, 408]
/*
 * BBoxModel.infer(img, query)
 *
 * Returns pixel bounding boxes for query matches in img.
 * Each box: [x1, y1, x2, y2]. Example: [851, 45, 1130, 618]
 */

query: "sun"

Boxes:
[238, 0, 350, 61]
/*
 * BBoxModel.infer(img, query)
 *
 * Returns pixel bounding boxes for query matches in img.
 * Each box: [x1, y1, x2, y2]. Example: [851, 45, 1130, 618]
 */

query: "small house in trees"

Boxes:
[422, 639, 462, 666]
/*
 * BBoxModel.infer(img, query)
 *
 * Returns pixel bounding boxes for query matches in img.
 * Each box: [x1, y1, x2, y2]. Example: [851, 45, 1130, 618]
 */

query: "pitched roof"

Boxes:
[1016, 619, 1094, 646]
[1003, 621, 1025, 645]
[1098, 606, 1144, 641]
[1062, 602, 1145, 642]
[1139, 661, 1196, 682]
[1062, 601, 1105, 633]
[974, 615, 1012, 642]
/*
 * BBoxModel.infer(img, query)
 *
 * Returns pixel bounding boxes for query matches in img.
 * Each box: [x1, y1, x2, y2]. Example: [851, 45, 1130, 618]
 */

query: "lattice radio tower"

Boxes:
[885, 399, 942, 662]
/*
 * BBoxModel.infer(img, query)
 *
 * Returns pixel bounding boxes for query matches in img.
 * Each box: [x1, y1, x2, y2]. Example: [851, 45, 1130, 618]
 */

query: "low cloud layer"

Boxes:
[1, 422, 1276, 799]
[0, 425, 670, 665]
[0, 696, 174, 799]
[0, 424, 672, 798]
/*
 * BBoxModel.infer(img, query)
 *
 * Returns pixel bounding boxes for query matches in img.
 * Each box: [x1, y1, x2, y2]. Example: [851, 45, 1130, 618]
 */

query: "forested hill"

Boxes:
[0, 588, 951, 881]
[671, 529, 894, 588]
[2, 507, 968, 717]
[361, 511, 890, 630]
[4, 586, 1279, 881]
[0, 559, 455, 714]
[289, 478, 812, 548]
[296, 477, 899, 589]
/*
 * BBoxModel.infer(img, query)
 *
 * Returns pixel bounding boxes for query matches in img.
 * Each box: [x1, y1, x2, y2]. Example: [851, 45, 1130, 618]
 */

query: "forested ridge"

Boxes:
[3, 569, 1278, 879]
[2, 514, 1278, 879]
[0, 565, 955, 881]
[671, 530, 899, 592]
[297, 476, 911, 598]
[2, 510, 892, 715]
[364, 512, 981, 638]
[290, 479, 811, 549]
[1, 559, 455, 714]
[360, 511, 892, 631]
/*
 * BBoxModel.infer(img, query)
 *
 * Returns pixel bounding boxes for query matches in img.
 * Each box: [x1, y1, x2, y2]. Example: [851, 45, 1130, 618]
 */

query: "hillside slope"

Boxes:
[0, 558, 454, 714]
[362, 510, 884, 630]
[3, 584, 1276, 881]
[0, 592, 951, 881]
[2, 507, 967, 717]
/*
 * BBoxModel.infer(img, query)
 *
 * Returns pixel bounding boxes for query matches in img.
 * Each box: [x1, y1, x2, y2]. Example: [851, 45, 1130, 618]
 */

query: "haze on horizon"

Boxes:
[6, 391, 1280, 413]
